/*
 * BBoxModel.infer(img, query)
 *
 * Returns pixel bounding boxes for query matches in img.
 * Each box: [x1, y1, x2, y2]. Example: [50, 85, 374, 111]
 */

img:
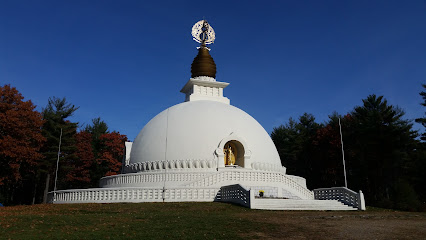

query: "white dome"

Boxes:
[129, 100, 282, 169]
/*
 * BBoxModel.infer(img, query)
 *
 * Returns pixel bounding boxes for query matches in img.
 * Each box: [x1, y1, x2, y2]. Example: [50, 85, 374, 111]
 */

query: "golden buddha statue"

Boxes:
[224, 143, 236, 165]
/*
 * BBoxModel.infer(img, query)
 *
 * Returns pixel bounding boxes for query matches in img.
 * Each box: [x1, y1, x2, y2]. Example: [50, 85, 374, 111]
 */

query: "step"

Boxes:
[257, 207, 356, 210]
[252, 199, 357, 211]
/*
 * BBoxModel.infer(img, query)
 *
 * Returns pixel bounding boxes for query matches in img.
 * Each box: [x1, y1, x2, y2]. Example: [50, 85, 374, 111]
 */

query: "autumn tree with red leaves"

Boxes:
[61, 129, 127, 189]
[87, 130, 127, 187]
[98, 132, 127, 176]
[0, 85, 45, 204]
[312, 113, 354, 188]
[67, 118, 128, 188]
[0, 88, 127, 203]
[64, 131, 94, 188]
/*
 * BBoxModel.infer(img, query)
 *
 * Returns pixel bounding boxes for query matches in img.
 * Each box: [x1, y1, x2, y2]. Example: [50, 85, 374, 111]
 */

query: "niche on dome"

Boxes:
[216, 133, 251, 168]
[223, 141, 245, 166]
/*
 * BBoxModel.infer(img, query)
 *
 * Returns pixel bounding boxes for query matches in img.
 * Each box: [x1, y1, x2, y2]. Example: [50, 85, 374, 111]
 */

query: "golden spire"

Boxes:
[191, 47, 216, 78]
[190, 20, 217, 78]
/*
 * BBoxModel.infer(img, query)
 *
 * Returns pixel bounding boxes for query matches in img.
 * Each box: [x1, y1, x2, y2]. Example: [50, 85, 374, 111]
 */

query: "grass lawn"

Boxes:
[1, 202, 425, 239]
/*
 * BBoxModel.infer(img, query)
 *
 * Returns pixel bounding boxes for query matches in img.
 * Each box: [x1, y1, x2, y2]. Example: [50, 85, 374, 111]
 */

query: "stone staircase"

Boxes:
[252, 198, 357, 211]
[185, 171, 314, 200]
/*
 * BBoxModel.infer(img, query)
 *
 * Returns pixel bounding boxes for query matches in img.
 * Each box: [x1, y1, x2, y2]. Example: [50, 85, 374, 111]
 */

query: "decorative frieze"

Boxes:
[124, 159, 285, 174]
[123, 159, 217, 173]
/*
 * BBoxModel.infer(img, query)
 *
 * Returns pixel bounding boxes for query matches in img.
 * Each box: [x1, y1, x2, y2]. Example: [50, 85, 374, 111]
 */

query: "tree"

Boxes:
[311, 113, 353, 188]
[75, 118, 127, 187]
[43, 116, 127, 190]
[412, 84, 426, 208]
[0, 85, 45, 204]
[87, 132, 127, 186]
[296, 113, 322, 184]
[84, 117, 108, 141]
[271, 113, 321, 188]
[98, 132, 127, 176]
[84, 117, 109, 159]
[349, 95, 418, 208]
[271, 117, 299, 173]
[64, 131, 94, 189]
[415, 84, 426, 141]
[271, 94, 422, 210]
[39, 97, 79, 203]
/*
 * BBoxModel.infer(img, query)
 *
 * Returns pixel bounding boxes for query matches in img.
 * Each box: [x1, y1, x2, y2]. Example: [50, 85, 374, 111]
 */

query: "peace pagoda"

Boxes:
[49, 21, 365, 210]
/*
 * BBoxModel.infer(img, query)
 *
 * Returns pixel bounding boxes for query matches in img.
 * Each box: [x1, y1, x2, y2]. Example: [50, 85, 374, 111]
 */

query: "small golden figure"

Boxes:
[224, 144, 236, 165]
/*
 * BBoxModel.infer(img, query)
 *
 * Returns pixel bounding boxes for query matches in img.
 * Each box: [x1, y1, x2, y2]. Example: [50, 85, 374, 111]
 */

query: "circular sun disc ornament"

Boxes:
[191, 20, 215, 45]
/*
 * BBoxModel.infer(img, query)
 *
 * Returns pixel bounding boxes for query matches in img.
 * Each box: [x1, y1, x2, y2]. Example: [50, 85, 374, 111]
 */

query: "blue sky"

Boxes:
[1, 0, 425, 140]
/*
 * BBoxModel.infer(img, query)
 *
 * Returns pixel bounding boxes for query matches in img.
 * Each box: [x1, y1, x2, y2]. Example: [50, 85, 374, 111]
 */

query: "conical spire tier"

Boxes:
[191, 47, 217, 78]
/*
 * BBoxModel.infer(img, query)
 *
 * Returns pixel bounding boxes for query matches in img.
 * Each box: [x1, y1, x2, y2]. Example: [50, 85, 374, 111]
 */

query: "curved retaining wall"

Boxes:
[99, 169, 313, 200]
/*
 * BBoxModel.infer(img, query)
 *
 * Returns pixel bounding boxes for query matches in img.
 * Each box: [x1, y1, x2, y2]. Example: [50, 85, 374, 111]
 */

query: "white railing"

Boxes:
[47, 187, 220, 204]
[99, 172, 211, 188]
[99, 170, 313, 200]
[313, 187, 366, 210]
[219, 184, 253, 208]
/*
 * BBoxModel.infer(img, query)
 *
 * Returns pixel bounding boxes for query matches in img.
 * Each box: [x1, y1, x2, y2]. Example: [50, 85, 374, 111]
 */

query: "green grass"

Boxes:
[1, 202, 425, 239]
[0, 203, 262, 239]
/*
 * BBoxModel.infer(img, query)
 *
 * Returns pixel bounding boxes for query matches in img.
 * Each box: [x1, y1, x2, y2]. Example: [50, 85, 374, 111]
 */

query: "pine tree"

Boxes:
[84, 117, 109, 158]
[415, 84, 426, 141]
[271, 113, 321, 188]
[350, 95, 417, 208]
[271, 117, 299, 174]
[39, 97, 79, 203]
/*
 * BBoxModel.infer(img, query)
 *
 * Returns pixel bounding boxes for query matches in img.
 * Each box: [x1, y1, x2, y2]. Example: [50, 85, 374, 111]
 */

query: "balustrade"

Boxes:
[47, 187, 219, 204]
[313, 187, 366, 210]
[219, 184, 252, 208]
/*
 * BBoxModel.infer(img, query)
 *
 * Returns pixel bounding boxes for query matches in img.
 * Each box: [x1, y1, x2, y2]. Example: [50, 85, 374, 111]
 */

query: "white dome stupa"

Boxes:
[50, 20, 343, 207]
[96, 20, 312, 200]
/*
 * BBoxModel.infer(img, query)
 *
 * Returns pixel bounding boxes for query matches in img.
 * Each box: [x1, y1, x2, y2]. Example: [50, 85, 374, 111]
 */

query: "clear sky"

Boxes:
[1, 0, 425, 140]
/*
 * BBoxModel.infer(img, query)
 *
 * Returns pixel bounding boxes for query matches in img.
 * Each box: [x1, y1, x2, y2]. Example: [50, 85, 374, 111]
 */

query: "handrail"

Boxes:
[219, 184, 253, 208]
[313, 187, 366, 210]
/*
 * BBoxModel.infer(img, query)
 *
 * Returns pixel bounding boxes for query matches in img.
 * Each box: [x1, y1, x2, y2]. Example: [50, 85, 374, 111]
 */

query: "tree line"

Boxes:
[271, 87, 426, 211]
[0, 85, 127, 205]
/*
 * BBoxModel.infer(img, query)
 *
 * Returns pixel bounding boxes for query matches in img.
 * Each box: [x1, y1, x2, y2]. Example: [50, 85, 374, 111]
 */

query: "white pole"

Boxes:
[338, 118, 348, 188]
[53, 128, 62, 202]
